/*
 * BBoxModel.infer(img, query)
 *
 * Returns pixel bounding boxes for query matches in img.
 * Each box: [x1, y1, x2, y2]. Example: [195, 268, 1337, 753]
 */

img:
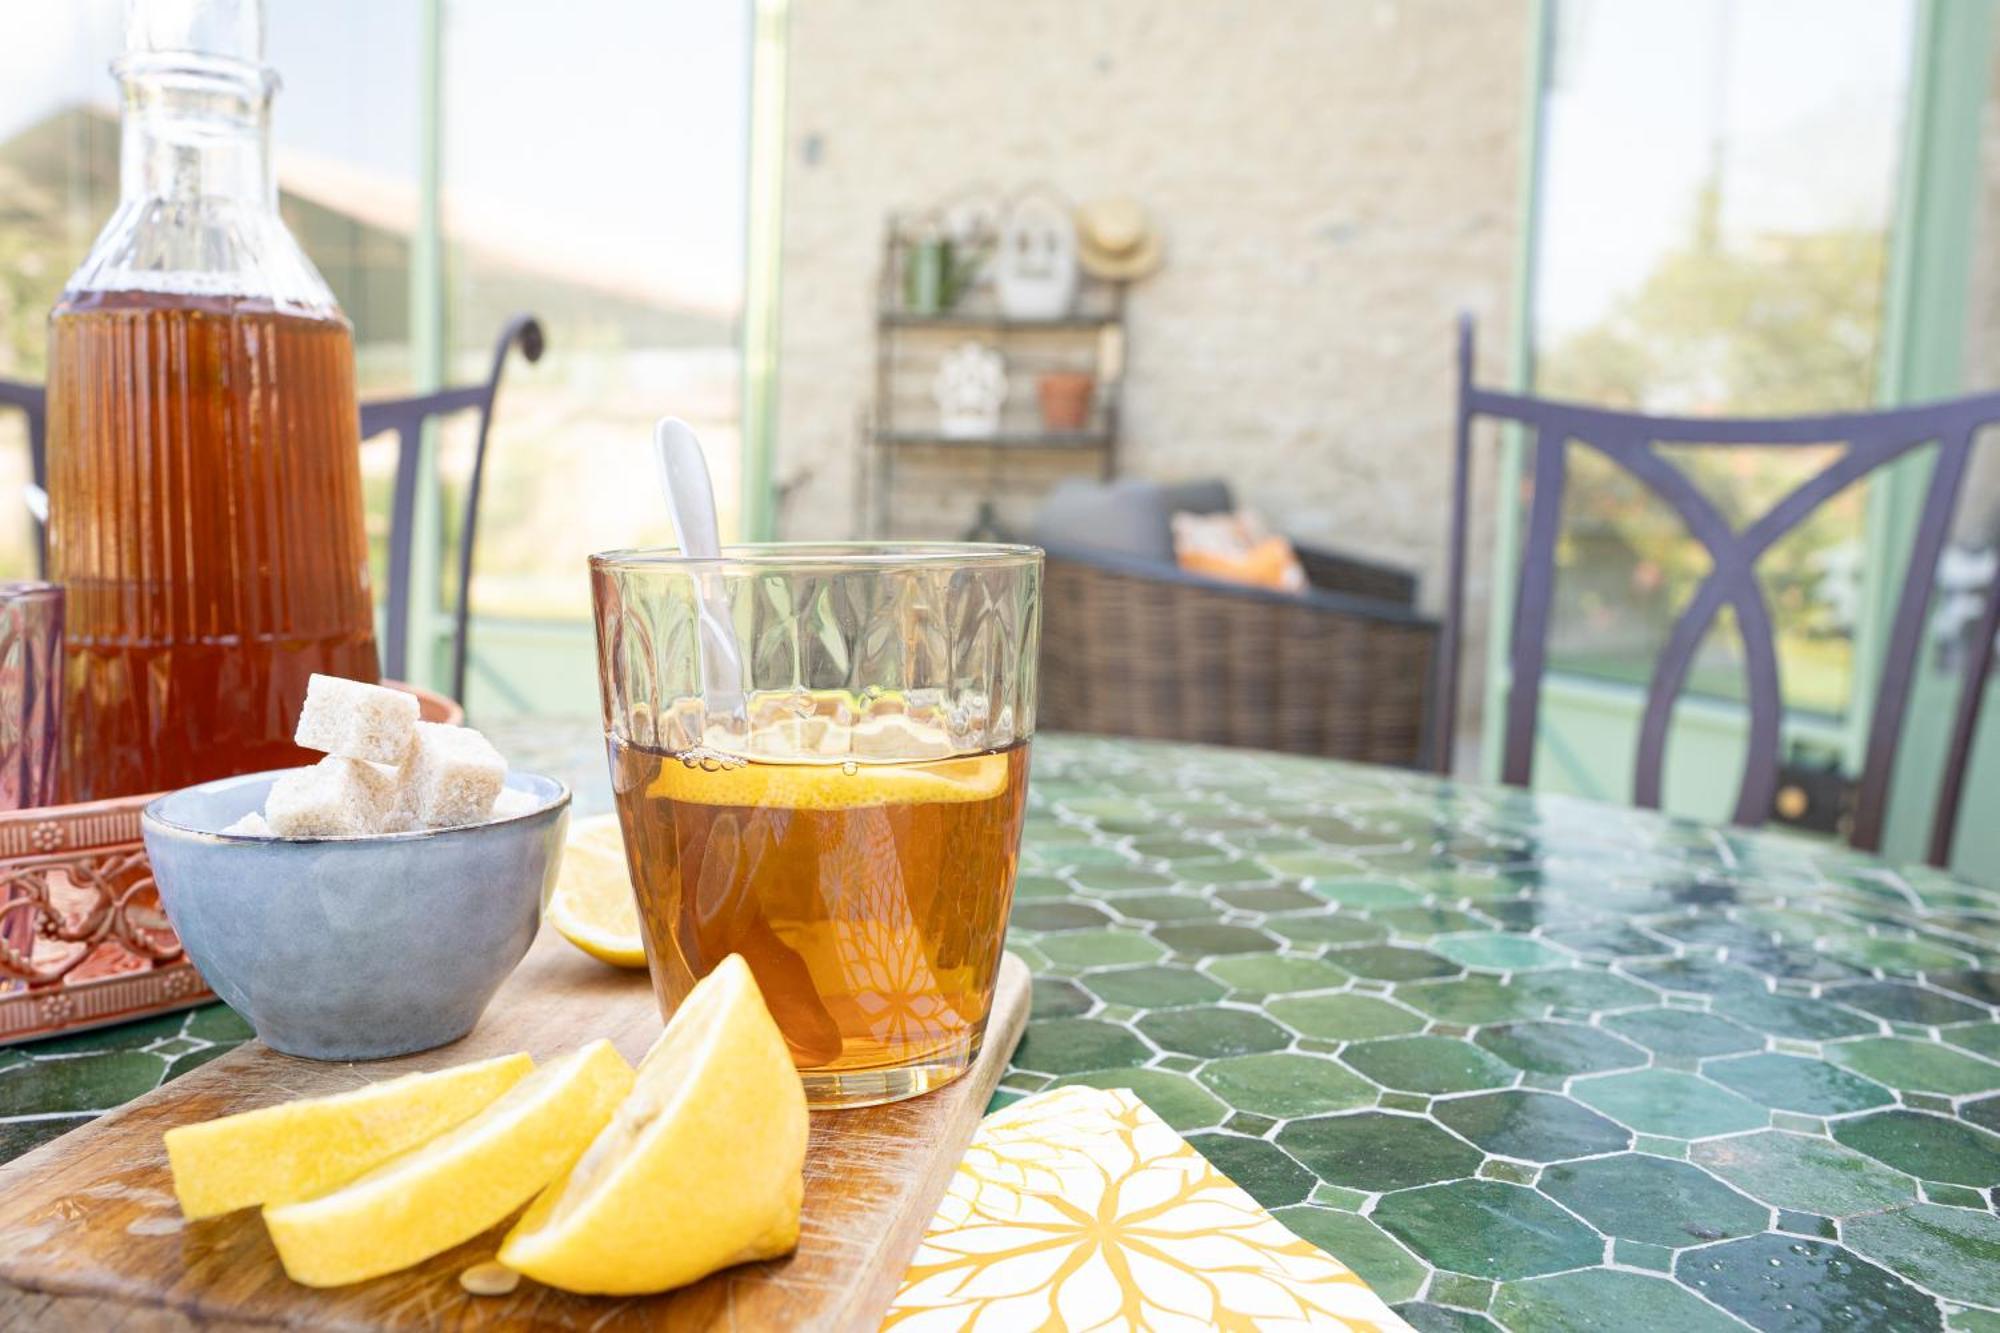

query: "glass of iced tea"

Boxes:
[590, 543, 1041, 1108]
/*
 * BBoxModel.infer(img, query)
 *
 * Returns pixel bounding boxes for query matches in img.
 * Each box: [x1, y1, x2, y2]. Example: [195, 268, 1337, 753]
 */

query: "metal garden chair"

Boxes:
[1438, 317, 2000, 866]
[361, 313, 544, 700]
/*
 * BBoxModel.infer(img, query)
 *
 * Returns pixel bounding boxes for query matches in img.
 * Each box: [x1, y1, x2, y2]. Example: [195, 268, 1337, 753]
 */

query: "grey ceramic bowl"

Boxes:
[142, 769, 570, 1061]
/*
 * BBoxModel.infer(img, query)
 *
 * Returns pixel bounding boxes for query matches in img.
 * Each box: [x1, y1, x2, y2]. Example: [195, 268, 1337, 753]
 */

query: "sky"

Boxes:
[0, 0, 752, 314]
[1535, 0, 1913, 337]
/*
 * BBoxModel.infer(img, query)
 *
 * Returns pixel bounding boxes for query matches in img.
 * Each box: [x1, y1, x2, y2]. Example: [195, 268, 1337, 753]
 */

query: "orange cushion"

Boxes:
[1176, 534, 1306, 592]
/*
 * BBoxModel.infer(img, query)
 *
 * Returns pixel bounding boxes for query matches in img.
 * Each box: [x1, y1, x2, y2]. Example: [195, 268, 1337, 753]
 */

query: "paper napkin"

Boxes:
[884, 1085, 1410, 1331]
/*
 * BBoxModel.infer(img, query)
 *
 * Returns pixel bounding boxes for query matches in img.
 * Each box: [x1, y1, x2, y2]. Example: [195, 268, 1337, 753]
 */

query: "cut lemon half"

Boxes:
[547, 814, 647, 969]
[164, 1052, 534, 1220]
[499, 954, 808, 1295]
[263, 1040, 634, 1288]
[648, 750, 1009, 811]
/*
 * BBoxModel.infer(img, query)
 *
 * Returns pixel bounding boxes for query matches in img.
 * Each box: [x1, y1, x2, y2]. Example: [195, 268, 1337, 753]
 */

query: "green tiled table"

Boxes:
[6, 733, 2000, 1330]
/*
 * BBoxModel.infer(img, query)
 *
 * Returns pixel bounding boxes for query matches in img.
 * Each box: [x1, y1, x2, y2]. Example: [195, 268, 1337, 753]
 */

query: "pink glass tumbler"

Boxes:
[0, 580, 61, 998]
[0, 581, 62, 811]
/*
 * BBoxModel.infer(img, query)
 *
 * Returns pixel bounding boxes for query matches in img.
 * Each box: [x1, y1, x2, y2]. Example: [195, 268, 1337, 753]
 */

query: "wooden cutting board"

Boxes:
[0, 933, 1030, 1332]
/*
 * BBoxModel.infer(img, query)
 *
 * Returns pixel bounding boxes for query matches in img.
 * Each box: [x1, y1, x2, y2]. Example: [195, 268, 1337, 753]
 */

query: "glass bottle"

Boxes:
[46, 0, 379, 800]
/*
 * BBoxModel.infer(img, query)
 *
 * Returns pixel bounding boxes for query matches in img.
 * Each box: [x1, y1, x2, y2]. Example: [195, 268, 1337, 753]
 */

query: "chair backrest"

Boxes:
[0, 313, 544, 706]
[1439, 316, 2000, 866]
[0, 379, 49, 578]
[362, 313, 544, 702]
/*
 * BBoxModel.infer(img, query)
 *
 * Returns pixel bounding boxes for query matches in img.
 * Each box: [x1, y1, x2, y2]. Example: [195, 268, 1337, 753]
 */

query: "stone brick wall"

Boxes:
[772, 0, 1533, 638]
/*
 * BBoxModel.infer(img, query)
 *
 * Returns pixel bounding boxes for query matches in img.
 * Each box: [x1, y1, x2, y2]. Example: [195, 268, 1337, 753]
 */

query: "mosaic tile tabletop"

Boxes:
[4, 732, 1999, 1330]
[996, 737, 2000, 1331]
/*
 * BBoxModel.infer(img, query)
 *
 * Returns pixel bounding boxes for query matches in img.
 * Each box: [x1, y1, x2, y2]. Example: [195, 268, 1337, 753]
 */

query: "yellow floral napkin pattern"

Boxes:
[884, 1085, 1410, 1331]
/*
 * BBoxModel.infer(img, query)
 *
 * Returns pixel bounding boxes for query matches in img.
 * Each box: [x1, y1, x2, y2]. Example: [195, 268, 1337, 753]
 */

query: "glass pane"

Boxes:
[266, 2, 424, 605]
[0, 6, 121, 386]
[441, 0, 751, 628]
[1933, 427, 2000, 687]
[268, 2, 423, 397]
[1532, 0, 1914, 718]
[0, 5, 120, 582]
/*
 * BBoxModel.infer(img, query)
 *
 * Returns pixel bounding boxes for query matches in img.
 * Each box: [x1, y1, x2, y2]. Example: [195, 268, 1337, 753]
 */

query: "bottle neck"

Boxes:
[117, 57, 276, 210]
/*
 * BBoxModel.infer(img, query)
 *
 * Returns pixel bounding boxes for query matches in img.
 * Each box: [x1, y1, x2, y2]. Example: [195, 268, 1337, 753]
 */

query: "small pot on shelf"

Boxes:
[1037, 372, 1096, 432]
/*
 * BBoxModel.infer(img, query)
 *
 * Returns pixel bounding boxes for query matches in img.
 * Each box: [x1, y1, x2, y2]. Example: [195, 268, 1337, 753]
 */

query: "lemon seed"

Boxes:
[459, 1261, 520, 1296]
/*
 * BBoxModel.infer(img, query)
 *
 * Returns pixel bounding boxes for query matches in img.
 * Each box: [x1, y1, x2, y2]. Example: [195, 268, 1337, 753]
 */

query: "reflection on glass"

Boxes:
[1532, 0, 1914, 717]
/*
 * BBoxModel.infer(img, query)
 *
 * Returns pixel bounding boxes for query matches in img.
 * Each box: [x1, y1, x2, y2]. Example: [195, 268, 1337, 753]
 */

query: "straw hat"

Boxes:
[1074, 197, 1163, 282]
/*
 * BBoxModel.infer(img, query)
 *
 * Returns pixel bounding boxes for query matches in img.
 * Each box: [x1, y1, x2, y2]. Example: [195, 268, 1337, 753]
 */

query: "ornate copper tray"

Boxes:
[0, 684, 462, 1045]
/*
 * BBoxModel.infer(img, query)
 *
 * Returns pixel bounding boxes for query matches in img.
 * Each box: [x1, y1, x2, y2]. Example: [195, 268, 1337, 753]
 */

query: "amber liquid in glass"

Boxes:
[612, 737, 1030, 1105]
[46, 289, 379, 800]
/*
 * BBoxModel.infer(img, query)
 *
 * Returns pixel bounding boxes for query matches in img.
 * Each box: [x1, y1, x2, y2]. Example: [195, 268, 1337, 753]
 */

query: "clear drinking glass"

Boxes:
[590, 543, 1041, 1108]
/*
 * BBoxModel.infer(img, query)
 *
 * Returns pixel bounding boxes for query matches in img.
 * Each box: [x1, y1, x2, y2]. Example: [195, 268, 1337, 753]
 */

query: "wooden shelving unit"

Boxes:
[865, 216, 1127, 538]
[876, 428, 1113, 450]
[878, 311, 1117, 331]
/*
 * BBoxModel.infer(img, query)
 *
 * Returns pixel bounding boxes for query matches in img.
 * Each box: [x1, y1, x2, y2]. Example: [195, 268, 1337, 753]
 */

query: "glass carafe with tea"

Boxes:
[47, 0, 379, 801]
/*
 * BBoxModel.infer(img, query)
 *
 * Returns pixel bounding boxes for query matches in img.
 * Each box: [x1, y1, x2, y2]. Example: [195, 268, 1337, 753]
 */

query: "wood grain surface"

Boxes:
[0, 933, 1030, 1332]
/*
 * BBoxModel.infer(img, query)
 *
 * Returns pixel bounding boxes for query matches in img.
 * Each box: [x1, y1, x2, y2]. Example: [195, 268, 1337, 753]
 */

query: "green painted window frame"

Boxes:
[740, 0, 790, 543]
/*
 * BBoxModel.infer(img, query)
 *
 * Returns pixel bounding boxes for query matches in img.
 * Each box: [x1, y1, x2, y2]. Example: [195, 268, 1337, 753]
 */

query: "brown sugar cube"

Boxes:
[398, 722, 507, 829]
[265, 757, 401, 837]
[489, 786, 539, 820]
[293, 674, 420, 766]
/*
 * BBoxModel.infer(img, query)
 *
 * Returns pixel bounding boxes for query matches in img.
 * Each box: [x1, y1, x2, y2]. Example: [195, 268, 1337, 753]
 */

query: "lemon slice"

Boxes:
[164, 1052, 534, 1220]
[648, 750, 1009, 810]
[499, 954, 808, 1295]
[548, 814, 647, 968]
[263, 1040, 634, 1288]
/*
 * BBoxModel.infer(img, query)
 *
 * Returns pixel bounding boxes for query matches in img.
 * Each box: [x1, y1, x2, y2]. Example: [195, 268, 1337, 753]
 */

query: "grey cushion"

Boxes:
[1030, 477, 1236, 563]
[1031, 479, 1175, 562]
[1158, 478, 1234, 517]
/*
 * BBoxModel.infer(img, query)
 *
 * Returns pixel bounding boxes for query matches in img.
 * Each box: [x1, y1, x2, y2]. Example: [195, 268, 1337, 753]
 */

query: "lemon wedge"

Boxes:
[164, 1052, 534, 1220]
[499, 954, 808, 1295]
[647, 750, 1008, 810]
[547, 813, 648, 968]
[263, 1040, 634, 1288]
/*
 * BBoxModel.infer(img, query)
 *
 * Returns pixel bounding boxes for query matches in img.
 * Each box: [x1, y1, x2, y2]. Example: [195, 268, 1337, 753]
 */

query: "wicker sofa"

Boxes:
[1028, 482, 1440, 766]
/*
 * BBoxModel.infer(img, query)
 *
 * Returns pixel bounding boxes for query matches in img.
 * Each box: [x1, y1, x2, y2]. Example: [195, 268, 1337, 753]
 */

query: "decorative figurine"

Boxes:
[994, 191, 1079, 320]
[933, 343, 1008, 438]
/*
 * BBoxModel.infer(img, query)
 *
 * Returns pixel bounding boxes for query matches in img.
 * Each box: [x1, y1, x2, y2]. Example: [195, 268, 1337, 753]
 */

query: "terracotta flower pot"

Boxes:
[1038, 372, 1096, 431]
